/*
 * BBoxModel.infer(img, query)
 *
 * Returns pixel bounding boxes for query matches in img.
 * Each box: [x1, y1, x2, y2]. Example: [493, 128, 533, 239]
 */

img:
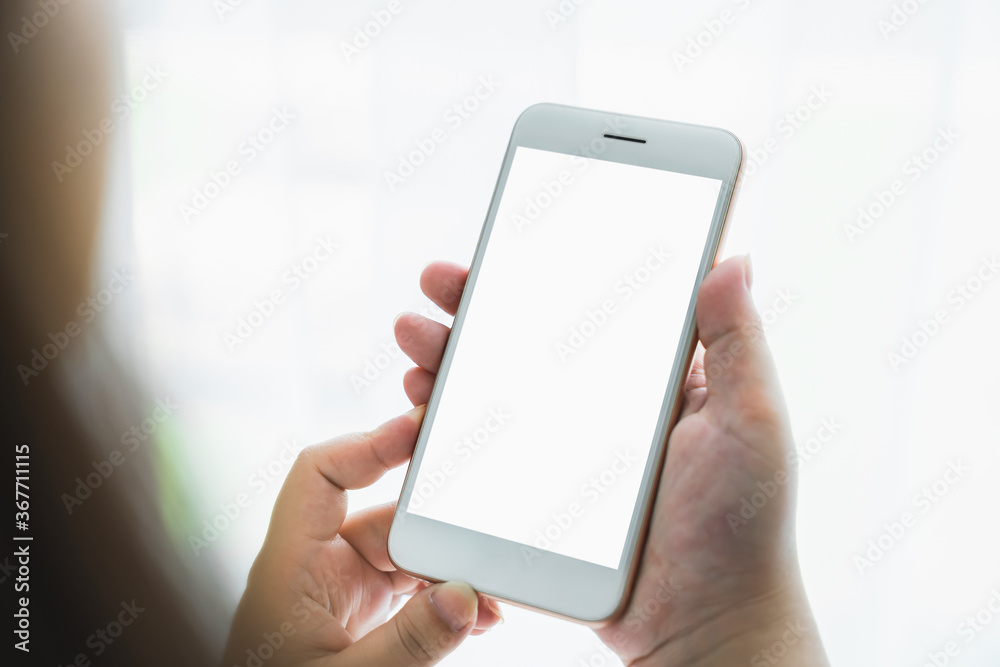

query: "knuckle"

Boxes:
[294, 445, 317, 467]
[357, 429, 389, 473]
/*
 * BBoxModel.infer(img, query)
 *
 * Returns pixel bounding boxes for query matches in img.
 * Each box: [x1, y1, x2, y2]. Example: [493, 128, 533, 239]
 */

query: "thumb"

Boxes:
[336, 581, 478, 667]
[696, 255, 788, 443]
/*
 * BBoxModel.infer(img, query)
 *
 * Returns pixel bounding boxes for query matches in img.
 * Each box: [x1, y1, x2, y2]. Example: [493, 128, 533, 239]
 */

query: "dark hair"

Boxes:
[1, 1, 224, 664]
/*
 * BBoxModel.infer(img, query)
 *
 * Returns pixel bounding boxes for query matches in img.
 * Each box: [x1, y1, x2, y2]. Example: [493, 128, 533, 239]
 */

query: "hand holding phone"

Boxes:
[394, 257, 830, 665]
[390, 104, 745, 622]
[389, 103, 829, 663]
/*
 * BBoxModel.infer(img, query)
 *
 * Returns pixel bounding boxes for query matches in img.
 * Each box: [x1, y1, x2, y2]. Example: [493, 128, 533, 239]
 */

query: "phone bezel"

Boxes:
[388, 102, 744, 624]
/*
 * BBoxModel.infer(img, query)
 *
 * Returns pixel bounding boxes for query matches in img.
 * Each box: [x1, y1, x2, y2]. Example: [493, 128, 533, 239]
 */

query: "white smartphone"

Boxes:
[388, 103, 743, 624]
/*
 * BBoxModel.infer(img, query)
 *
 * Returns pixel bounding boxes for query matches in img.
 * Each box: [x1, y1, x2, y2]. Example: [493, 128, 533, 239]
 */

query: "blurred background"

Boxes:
[63, 0, 1000, 664]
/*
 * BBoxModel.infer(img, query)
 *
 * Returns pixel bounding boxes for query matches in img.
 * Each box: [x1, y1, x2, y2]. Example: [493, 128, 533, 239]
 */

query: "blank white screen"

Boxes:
[408, 146, 722, 569]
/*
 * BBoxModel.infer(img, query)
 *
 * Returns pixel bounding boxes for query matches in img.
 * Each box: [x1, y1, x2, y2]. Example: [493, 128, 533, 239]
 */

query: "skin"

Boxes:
[392, 256, 831, 666]
[10, 2, 824, 663]
[229, 254, 830, 666]
[223, 408, 503, 667]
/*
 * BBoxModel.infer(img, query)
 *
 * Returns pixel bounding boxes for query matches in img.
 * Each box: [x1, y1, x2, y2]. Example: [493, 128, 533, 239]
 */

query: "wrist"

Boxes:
[628, 583, 829, 667]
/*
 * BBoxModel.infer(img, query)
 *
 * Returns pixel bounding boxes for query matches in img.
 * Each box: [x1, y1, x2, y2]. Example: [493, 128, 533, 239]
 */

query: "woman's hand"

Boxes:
[394, 257, 830, 667]
[224, 408, 502, 667]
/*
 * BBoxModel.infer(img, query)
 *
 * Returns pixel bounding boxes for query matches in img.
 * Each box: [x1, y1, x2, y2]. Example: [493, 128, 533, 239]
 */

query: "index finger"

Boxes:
[265, 405, 425, 545]
[420, 261, 468, 316]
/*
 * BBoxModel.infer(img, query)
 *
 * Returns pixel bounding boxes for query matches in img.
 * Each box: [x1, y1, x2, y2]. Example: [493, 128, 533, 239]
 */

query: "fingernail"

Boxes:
[430, 582, 477, 632]
[406, 404, 427, 422]
[487, 598, 505, 624]
[744, 253, 753, 289]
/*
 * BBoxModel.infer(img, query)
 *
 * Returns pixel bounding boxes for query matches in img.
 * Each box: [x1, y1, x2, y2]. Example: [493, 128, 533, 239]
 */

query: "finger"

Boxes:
[403, 366, 435, 406]
[695, 255, 788, 441]
[339, 502, 396, 572]
[267, 406, 425, 544]
[420, 261, 468, 316]
[474, 595, 503, 632]
[333, 581, 478, 667]
[390, 570, 424, 597]
[394, 313, 451, 373]
[687, 345, 707, 393]
[339, 506, 433, 595]
[678, 345, 708, 419]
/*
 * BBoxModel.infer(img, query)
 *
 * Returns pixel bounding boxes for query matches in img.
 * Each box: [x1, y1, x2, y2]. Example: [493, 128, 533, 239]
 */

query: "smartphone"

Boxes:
[388, 102, 743, 624]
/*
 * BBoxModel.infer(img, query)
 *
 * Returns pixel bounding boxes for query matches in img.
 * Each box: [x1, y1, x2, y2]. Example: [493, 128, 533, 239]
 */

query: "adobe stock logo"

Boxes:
[408, 408, 511, 511]
[16, 269, 134, 386]
[672, 0, 758, 73]
[742, 85, 834, 182]
[750, 619, 811, 667]
[180, 107, 295, 224]
[544, 0, 589, 31]
[844, 126, 958, 243]
[51, 66, 168, 182]
[522, 449, 639, 566]
[887, 255, 997, 371]
[189, 439, 301, 556]
[339, 0, 412, 62]
[511, 116, 625, 235]
[877, 0, 932, 40]
[61, 397, 180, 515]
[6, 0, 74, 54]
[919, 588, 1000, 667]
[224, 236, 339, 352]
[555, 246, 671, 362]
[726, 418, 842, 534]
[383, 75, 501, 192]
[853, 459, 969, 575]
